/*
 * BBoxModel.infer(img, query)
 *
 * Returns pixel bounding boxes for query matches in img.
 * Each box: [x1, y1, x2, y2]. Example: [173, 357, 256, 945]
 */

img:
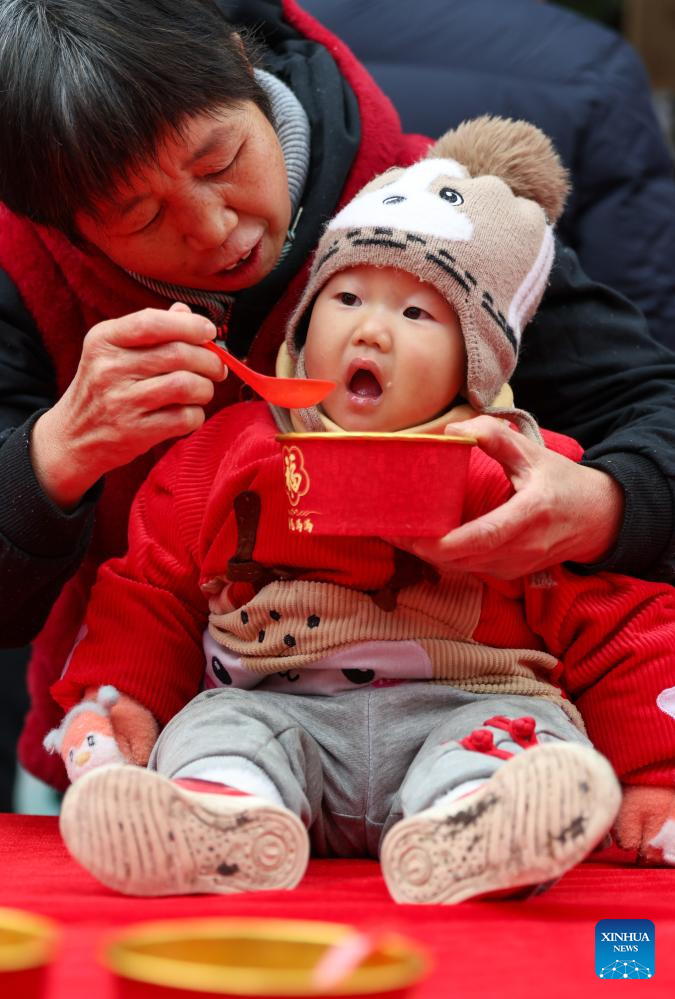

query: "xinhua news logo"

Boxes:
[595, 919, 655, 980]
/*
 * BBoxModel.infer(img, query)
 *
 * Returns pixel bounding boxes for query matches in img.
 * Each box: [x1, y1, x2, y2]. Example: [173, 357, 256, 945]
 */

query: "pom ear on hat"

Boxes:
[429, 115, 570, 223]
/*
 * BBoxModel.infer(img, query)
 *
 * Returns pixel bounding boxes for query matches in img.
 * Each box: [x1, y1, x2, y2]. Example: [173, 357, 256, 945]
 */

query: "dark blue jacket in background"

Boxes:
[304, 0, 675, 348]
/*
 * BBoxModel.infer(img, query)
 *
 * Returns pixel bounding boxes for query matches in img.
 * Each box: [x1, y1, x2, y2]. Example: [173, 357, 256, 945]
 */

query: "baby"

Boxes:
[45, 117, 675, 903]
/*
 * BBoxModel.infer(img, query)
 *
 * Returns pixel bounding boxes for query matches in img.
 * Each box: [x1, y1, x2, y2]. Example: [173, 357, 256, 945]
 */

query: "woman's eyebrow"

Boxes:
[114, 193, 150, 219]
[185, 126, 232, 167]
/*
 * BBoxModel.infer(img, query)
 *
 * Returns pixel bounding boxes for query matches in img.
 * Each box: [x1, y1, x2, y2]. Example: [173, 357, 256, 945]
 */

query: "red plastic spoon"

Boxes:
[204, 340, 336, 407]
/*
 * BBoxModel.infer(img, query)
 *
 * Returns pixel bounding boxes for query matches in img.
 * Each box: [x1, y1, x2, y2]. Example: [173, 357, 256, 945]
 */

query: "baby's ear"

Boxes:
[429, 115, 570, 223]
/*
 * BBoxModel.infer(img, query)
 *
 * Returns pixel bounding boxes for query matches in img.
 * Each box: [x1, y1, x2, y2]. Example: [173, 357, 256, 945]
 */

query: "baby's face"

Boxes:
[304, 266, 465, 432]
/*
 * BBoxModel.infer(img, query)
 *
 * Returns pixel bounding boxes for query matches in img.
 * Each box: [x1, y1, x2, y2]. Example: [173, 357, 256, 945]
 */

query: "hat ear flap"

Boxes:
[429, 115, 570, 222]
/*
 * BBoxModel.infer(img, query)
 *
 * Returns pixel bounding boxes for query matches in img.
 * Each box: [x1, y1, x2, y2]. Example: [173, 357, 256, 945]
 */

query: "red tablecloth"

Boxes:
[0, 814, 673, 997]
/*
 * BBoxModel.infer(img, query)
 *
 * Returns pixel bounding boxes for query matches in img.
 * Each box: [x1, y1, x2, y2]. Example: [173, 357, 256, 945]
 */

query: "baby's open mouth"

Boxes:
[348, 368, 383, 399]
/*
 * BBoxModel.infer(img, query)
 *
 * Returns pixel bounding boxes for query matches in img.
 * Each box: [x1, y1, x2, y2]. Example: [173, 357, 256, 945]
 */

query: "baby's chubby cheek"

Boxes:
[304, 359, 342, 423]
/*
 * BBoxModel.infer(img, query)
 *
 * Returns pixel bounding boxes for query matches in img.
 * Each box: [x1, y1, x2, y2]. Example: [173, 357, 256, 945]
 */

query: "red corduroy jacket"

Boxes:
[52, 402, 675, 789]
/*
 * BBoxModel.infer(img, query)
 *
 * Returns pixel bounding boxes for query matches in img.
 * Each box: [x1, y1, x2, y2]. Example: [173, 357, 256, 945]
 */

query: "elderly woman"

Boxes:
[0, 0, 674, 792]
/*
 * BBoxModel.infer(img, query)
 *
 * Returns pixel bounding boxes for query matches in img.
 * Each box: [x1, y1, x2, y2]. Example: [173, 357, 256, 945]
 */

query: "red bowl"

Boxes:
[277, 432, 474, 537]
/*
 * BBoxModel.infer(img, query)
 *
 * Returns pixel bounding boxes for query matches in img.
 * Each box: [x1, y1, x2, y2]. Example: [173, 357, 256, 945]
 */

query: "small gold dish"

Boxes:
[0, 907, 59, 999]
[103, 917, 429, 998]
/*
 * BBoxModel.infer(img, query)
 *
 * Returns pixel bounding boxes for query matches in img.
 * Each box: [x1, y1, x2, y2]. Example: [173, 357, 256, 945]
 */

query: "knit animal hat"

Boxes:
[285, 116, 569, 434]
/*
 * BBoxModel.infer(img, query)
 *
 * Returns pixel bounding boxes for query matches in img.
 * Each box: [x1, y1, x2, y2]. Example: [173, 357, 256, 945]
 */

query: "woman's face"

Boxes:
[76, 102, 291, 291]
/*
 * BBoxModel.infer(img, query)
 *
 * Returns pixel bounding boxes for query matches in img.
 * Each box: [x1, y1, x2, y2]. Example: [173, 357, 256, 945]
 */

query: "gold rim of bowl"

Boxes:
[276, 432, 475, 444]
[0, 908, 59, 972]
[103, 917, 429, 996]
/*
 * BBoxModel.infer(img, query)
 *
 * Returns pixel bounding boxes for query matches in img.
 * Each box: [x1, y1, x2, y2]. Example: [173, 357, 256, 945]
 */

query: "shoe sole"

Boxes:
[381, 742, 621, 904]
[59, 766, 309, 896]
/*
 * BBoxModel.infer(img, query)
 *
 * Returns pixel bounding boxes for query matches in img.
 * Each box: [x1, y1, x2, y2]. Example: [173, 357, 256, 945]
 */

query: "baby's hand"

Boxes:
[43, 686, 159, 784]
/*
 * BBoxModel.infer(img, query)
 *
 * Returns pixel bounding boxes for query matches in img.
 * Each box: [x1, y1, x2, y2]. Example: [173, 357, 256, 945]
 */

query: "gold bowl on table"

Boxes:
[0, 907, 59, 999]
[103, 916, 429, 998]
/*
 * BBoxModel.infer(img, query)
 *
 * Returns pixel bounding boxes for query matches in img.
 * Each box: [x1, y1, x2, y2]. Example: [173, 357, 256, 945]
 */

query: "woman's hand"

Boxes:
[391, 415, 625, 579]
[30, 302, 226, 509]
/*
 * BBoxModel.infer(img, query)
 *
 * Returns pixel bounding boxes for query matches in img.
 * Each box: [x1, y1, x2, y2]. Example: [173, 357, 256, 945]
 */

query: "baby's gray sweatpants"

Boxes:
[148, 684, 589, 858]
